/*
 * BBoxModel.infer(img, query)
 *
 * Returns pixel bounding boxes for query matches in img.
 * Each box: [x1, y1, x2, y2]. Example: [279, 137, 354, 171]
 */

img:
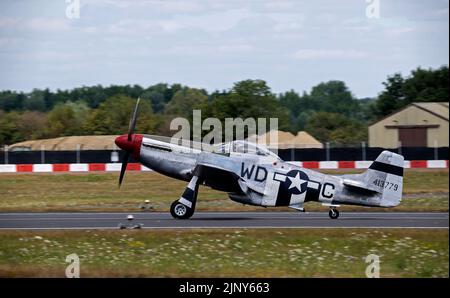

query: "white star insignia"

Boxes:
[287, 172, 307, 191]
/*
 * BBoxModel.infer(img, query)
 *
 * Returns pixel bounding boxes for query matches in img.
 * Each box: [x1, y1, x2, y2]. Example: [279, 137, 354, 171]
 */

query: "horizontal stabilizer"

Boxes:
[343, 179, 380, 194]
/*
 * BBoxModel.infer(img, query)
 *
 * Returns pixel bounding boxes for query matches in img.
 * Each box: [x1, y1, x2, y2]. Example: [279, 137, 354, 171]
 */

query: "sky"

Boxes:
[0, 0, 448, 98]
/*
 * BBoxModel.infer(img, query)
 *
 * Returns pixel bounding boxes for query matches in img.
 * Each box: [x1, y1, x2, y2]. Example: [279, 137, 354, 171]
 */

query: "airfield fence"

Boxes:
[0, 147, 448, 164]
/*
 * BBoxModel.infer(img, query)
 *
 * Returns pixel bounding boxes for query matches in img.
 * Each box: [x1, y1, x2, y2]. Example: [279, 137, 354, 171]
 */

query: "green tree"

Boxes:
[0, 111, 20, 145]
[141, 83, 184, 114]
[0, 91, 25, 111]
[373, 73, 407, 118]
[141, 89, 165, 114]
[374, 66, 449, 117]
[46, 101, 90, 137]
[164, 87, 208, 119]
[278, 81, 365, 132]
[0, 110, 49, 146]
[305, 112, 367, 145]
[203, 80, 290, 133]
[84, 95, 158, 135]
[403, 66, 449, 102]
[16, 111, 48, 141]
[278, 90, 316, 132]
[278, 90, 298, 132]
[23, 89, 46, 111]
[308, 81, 360, 117]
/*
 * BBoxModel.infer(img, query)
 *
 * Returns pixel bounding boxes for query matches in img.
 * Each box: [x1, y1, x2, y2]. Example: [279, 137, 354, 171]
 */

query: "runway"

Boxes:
[0, 212, 448, 229]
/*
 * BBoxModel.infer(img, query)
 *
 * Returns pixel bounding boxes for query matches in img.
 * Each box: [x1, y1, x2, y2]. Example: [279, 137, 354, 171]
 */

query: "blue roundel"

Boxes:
[281, 170, 309, 195]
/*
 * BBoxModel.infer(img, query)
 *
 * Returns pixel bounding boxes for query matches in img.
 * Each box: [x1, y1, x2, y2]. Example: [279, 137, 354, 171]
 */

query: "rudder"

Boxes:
[362, 150, 404, 207]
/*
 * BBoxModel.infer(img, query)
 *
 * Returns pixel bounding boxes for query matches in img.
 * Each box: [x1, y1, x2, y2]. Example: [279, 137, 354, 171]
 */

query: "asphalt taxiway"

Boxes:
[0, 212, 447, 229]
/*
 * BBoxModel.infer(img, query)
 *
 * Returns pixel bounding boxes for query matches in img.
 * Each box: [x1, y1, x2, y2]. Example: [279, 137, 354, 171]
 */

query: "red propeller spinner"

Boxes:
[115, 134, 143, 159]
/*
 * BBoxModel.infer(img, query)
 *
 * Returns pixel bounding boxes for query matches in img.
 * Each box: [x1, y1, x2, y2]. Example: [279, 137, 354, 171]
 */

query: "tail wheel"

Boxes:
[329, 208, 339, 219]
[170, 200, 194, 219]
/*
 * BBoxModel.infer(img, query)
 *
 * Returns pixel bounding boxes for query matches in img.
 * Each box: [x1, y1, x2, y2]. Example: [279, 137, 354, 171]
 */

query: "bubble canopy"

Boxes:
[142, 135, 281, 160]
[214, 140, 281, 160]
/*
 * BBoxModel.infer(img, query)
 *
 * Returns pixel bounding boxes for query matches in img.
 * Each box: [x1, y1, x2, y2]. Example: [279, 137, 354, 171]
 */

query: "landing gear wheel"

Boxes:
[329, 208, 339, 219]
[170, 200, 194, 219]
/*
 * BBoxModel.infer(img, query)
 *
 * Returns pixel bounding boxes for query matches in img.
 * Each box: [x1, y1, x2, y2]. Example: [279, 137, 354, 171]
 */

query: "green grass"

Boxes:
[0, 170, 448, 212]
[0, 229, 447, 277]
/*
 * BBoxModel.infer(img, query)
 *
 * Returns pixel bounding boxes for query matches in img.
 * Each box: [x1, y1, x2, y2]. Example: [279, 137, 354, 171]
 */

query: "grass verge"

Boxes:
[0, 229, 447, 277]
[0, 170, 448, 212]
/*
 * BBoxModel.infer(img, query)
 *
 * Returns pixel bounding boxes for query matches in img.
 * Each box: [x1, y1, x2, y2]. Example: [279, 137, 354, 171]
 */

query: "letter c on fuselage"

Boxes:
[321, 182, 335, 199]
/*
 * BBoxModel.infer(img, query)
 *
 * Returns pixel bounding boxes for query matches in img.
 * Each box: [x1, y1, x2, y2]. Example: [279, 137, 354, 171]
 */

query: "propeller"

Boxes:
[118, 97, 140, 188]
[118, 151, 129, 187]
[128, 97, 140, 141]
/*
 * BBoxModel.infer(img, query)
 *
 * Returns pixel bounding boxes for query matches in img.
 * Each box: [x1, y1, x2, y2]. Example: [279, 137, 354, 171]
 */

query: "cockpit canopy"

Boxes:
[214, 140, 281, 160]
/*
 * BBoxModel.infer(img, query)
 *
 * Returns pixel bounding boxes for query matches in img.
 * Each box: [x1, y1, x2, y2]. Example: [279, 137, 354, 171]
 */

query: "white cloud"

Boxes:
[0, 17, 70, 31]
[108, 19, 166, 35]
[0, 17, 20, 28]
[217, 44, 254, 53]
[26, 18, 70, 31]
[388, 27, 415, 36]
[85, 0, 205, 13]
[156, 20, 183, 33]
[82, 26, 99, 34]
[0, 38, 22, 47]
[168, 43, 255, 56]
[0, 0, 448, 98]
[435, 7, 449, 16]
[101, 8, 254, 36]
[293, 49, 370, 60]
[14, 50, 77, 61]
[273, 20, 303, 32]
[158, 1, 205, 13]
[263, 1, 296, 11]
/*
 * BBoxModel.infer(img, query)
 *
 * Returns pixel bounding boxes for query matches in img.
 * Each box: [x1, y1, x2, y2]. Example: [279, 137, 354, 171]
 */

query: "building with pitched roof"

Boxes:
[369, 102, 449, 148]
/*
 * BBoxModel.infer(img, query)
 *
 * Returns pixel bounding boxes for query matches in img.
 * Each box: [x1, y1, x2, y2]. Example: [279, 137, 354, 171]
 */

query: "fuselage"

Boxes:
[135, 136, 387, 209]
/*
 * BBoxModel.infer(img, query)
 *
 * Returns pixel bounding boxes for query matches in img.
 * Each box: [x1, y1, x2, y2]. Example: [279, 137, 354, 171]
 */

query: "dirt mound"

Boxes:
[9, 135, 119, 151]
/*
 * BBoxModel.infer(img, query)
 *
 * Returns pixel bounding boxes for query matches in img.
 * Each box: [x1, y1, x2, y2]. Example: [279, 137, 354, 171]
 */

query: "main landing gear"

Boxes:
[170, 175, 200, 220]
[328, 208, 339, 219]
[170, 200, 194, 219]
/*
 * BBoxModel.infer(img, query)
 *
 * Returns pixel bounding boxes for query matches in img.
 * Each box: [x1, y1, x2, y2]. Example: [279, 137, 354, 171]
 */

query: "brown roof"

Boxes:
[369, 101, 449, 127]
[412, 102, 449, 121]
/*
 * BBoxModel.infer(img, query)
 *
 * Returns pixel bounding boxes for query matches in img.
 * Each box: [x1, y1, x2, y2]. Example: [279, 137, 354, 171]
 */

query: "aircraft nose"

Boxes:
[115, 135, 129, 151]
[115, 134, 143, 158]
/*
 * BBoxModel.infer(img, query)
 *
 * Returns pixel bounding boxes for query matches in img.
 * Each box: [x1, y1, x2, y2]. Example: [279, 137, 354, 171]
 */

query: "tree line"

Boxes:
[0, 65, 448, 147]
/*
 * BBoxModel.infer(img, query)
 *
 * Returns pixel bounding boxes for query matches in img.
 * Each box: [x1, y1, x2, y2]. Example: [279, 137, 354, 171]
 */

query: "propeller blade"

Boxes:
[118, 151, 130, 188]
[128, 97, 141, 141]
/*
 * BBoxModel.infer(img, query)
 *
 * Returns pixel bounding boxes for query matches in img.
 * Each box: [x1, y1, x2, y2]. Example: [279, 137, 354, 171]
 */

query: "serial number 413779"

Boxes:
[373, 179, 399, 191]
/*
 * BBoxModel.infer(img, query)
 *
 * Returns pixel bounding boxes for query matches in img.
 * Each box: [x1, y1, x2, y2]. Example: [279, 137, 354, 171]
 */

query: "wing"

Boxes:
[195, 163, 243, 193]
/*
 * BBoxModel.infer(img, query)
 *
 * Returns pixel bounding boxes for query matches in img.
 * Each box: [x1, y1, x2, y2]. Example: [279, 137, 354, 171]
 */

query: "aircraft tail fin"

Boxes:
[361, 150, 404, 207]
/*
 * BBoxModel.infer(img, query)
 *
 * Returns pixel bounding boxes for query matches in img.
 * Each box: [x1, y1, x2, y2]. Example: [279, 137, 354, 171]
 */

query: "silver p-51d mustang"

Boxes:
[115, 99, 404, 219]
